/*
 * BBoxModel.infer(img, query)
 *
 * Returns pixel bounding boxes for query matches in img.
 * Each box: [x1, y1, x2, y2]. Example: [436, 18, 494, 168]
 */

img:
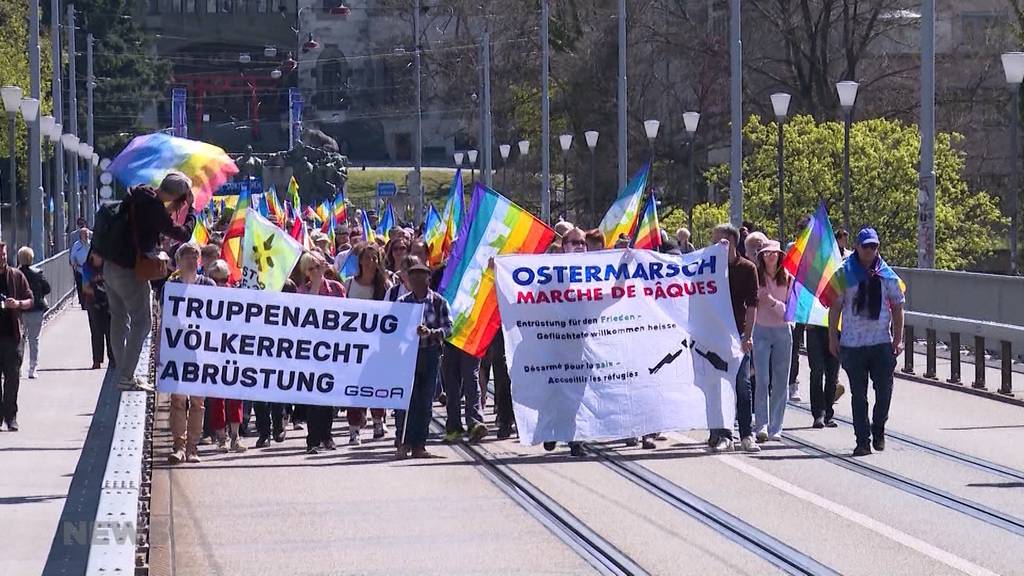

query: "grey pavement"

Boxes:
[148, 344, 1024, 576]
[0, 308, 109, 576]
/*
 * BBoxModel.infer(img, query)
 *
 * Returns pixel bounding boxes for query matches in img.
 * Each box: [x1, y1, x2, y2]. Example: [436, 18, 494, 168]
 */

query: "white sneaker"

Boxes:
[740, 436, 761, 452]
[229, 438, 247, 453]
[755, 430, 769, 443]
[768, 433, 783, 443]
[788, 385, 802, 402]
[349, 429, 361, 445]
[711, 437, 734, 452]
[216, 436, 230, 453]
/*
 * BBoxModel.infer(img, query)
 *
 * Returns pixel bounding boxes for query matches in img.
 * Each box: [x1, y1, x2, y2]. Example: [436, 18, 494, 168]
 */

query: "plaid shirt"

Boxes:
[398, 289, 452, 348]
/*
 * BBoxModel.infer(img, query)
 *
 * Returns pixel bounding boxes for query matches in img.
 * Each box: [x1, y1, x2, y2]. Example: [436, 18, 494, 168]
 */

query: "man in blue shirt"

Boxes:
[828, 228, 905, 456]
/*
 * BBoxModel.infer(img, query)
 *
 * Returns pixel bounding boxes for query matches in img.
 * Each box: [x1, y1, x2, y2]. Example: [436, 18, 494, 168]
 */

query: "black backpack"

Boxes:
[91, 200, 135, 267]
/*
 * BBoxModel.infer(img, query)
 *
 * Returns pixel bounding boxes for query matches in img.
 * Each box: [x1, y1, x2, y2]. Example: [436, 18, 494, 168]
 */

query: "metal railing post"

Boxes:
[902, 326, 915, 374]
[972, 336, 987, 390]
[1000, 341, 1014, 396]
[924, 329, 937, 379]
[947, 332, 961, 384]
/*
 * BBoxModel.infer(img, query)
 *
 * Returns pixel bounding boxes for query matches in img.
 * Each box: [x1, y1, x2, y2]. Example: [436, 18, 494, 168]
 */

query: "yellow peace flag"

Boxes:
[239, 209, 303, 292]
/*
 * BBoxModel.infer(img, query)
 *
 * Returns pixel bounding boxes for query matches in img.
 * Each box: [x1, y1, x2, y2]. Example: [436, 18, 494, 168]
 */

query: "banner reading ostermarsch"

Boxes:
[157, 282, 423, 409]
[494, 245, 740, 444]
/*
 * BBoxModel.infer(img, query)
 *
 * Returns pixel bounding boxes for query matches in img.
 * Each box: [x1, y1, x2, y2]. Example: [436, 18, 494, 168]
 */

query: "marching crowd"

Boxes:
[0, 170, 904, 466]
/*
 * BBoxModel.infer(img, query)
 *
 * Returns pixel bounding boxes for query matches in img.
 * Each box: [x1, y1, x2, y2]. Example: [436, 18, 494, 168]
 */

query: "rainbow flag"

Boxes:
[599, 163, 649, 249]
[332, 194, 347, 227]
[431, 170, 465, 265]
[220, 183, 251, 283]
[361, 209, 375, 243]
[424, 204, 443, 264]
[313, 201, 326, 224]
[783, 202, 846, 326]
[633, 192, 661, 250]
[439, 184, 555, 357]
[287, 176, 301, 210]
[190, 213, 210, 246]
[375, 202, 395, 241]
[266, 186, 284, 227]
[107, 133, 238, 211]
[304, 205, 321, 224]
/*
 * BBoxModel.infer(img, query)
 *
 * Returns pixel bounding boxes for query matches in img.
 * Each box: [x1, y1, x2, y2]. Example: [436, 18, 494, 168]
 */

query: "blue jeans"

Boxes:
[714, 354, 752, 440]
[442, 343, 482, 433]
[753, 324, 792, 436]
[396, 346, 442, 449]
[840, 344, 896, 446]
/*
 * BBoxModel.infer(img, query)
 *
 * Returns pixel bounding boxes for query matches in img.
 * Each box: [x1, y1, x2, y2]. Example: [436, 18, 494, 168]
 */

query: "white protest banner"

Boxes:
[494, 244, 740, 444]
[157, 282, 423, 409]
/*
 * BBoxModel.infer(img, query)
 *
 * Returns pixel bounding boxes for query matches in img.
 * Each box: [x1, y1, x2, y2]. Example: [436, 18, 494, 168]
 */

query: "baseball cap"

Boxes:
[407, 263, 431, 275]
[856, 227, 880, 246]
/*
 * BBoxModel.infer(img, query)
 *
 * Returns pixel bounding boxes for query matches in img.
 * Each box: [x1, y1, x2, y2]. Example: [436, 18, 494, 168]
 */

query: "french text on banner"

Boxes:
[493, 245, 740, 444]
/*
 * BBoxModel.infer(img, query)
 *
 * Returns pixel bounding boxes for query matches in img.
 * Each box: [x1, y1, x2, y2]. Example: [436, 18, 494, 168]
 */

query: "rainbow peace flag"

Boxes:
[190, 213, 210, 246]
[332, 194, 347, 227]
[316, 200, 330, 224]
[599, 163, 649, 249]
[287, 176, 301, 210]
[220, 184, 251, 283]
[107, 133, 238, 211]
[633, 192, 661, 250]
[265, 186, 284, 227]
[424, 204, 443, 264]
[361, 209, 375, 243]
[375, 202, 395, 241]
[431, 170, 465, 265]
[439, 184, 555, 357]
[783, 202, 846, 325]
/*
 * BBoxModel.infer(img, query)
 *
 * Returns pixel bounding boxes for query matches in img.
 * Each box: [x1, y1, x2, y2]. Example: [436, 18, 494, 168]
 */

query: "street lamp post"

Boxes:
[454, 150, 464, 170]
[2, 85, 22, 251]
[499, 144, 511, 190]
[643, 119, 660, 166]
[837, 81, 859, 233]
[39, 114, 53, 250]
[468, 149, 478, 186]
[559, 134, 572, 221]
[20, 98, 40, 246]
[584, 130, 598, 226]
[683, 111, 700, 233]
[771, 92, 791, 242]
[518, 139, 529, 192]
[1002, 52, 1024, 275]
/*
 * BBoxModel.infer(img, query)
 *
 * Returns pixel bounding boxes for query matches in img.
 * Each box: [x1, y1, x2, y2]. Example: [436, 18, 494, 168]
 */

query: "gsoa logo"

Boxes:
[344, 385, 405, 399]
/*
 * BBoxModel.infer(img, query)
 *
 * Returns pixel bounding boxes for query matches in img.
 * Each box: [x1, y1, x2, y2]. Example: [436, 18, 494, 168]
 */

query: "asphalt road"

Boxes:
[148, 348, 1024, 576]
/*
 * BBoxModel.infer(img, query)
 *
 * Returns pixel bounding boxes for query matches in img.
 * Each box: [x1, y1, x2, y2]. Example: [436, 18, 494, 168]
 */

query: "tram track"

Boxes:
[780, 432, 1024, 538]
[451, 392, 838, 575]
[427, 414, 649, 576]
[787, 401, 1024, 483]
[583, 443, 841, 576]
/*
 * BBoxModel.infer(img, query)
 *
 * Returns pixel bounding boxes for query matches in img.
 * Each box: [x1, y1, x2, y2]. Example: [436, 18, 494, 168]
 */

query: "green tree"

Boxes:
[0, 0, 52, 208]
[705, 115, 1005, 270]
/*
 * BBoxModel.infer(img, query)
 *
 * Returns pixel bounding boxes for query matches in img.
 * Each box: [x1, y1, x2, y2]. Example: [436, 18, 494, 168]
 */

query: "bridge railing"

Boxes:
[37, 249, 75, 318]
[894, 267, 1023, 397]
